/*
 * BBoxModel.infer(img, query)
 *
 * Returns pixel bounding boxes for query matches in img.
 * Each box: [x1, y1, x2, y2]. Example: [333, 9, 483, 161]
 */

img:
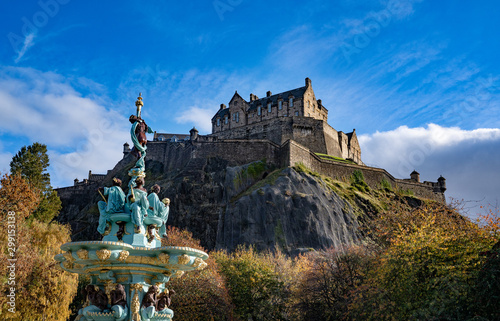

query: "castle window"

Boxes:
[278, 100, 282, 110]
[225, 116, 228, 124]
[217, 118, 220, 126]
[307, 101, 310, 109]
[268, 103, 272, 113]
[236, 112, 239, 123]
[258, 106, 262, 116]
[289, 97, 293, 107]
[295, 111, 299, 116]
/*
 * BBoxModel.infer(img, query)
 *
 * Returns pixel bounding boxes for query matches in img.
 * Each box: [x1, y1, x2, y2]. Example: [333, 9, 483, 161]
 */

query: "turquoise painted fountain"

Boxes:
[54, 95, 208, 321]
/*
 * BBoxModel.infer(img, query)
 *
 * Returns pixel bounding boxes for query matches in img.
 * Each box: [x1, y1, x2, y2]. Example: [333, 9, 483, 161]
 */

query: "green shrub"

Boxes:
[350, 170, 370, 193]
[380, 178, 393, 191]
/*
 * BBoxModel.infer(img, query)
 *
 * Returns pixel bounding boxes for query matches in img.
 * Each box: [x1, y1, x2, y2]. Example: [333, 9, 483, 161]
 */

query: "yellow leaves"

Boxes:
[0, 173, 78, 320]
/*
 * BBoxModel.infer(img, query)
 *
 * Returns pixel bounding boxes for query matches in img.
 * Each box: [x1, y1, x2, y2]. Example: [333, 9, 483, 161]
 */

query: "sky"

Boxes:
[0, 0, 499, 218]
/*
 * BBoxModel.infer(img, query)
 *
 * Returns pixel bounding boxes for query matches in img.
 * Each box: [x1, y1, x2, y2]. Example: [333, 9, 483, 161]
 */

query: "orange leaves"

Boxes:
[0, 173, 40, 222]
[161, 225, 205, 250]
[162, 226, 233, 321]
[0, 173, 78, 320]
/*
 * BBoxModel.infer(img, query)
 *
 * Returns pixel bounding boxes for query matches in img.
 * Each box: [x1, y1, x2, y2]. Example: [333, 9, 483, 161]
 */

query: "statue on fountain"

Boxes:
[79, 285, 108, 318]
[140, 285, 159, 321]
[147, 184, 170, 238]
[97, 178, 126, 235]
[126, 177, 149, 234]
[128, 93, 153, 178]
[157, 288, 175, 318]
[110, 284, 128, 321]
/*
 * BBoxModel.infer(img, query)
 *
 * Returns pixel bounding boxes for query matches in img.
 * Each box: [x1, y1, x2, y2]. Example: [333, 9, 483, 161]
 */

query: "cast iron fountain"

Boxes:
[55, 94, 207, 321]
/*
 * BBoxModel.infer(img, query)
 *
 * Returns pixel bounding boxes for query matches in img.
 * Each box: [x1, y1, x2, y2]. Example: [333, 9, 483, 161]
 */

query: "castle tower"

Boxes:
[438, 176, 446, 192]
[123, 142, 130, 157]
[411, 170, 420, 183]
[190, 127, 199, 141]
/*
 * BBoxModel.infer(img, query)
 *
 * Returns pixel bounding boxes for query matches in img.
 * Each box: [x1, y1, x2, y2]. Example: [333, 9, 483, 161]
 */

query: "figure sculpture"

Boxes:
[127, 177, 149, 233]
[128, 113, 153, 175]
[140, 285, 159, 321]
[157, 288, 175, 318]
[97, 178, 126, 235]
[110, 284, 128, 321]
[79, 285, 108, 318]
[147, 184, 170, 238]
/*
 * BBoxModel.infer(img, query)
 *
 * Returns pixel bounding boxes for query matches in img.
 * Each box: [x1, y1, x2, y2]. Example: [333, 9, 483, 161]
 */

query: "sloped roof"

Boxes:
[213, 107, 230, 120]
[247, 86, 307, 112]
[213, 85, 309, 119]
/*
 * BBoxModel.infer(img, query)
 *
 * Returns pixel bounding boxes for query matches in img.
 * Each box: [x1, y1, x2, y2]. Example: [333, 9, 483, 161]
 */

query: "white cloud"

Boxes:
[0, 66, 129, 188]
[359, 124, 500, 217]
[175, 106, 214, 133]
[14, 33, 36, 63]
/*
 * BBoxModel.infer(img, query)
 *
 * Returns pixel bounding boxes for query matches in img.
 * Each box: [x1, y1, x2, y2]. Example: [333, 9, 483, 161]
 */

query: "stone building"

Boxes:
[211, 78, 363, 164]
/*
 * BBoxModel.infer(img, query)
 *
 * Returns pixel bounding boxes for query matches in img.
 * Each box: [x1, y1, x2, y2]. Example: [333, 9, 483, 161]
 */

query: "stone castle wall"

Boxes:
[59, 136, 445, 204]
[143, 138, 445, 203]
[283, 140, 445, 203]
[209, 116, 345, 159]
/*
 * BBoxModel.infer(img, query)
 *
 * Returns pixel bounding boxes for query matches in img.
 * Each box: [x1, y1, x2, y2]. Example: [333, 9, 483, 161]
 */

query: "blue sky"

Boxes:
[0, 0, 499, 217]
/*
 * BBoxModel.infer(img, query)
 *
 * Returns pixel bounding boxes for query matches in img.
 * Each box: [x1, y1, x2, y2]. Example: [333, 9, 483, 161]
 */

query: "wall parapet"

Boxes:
[283, 139, 445, 203]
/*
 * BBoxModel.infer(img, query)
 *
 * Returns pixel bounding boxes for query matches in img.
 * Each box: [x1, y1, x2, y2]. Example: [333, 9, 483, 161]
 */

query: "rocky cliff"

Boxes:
[56, 155, 398, 252]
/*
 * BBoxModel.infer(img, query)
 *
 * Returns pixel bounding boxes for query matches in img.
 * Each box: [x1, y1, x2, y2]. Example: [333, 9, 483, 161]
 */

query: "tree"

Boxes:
[289, 246, 374, 321]
[0, 173, 78, 320]
[10, 142, 61, 222]
[213, 246, 295, 321]
[162, 226, 234, 320]
[348, 202, 498, 320]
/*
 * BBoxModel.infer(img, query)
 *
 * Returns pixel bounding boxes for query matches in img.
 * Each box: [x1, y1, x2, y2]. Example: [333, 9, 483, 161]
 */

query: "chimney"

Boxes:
[267, 91, 272, 97]
[317, 99, 322, 106]
[220, 104, 226, 109]
[305, 77, 312, 87]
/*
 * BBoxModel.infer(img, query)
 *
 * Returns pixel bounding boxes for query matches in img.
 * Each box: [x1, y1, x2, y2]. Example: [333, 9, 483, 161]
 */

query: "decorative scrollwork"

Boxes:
[158, 253, 170, 265]
[63, 251, 74, 263]
[177, 254, 190, 265]
[130, 283, 142, 321]
[192, 257, 208, 270]
[117, 250, 129, 261]
[96, 249, 111, 261]
[76, 249, 89, 260]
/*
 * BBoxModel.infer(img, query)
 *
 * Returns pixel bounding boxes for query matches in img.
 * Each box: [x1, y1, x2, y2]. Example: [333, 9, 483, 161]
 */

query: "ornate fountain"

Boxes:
[55, 94, 208, 321]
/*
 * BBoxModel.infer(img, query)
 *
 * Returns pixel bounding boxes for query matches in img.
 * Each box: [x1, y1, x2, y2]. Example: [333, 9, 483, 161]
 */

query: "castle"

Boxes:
[208, 78, 362, 164]
[58, 78, 446, 204]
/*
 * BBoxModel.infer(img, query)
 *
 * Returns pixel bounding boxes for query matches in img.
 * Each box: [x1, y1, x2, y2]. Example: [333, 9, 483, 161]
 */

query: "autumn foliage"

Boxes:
[0, 173, 78, 320]
[157, 199, 500, 321]
[162, 226, 233, 320]
[2, 167, 498, 320]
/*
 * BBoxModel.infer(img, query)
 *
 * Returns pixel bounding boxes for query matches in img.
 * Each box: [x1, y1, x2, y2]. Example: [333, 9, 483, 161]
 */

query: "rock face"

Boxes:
[218, 167, 361, 252]
[56, 157, 365, 252]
